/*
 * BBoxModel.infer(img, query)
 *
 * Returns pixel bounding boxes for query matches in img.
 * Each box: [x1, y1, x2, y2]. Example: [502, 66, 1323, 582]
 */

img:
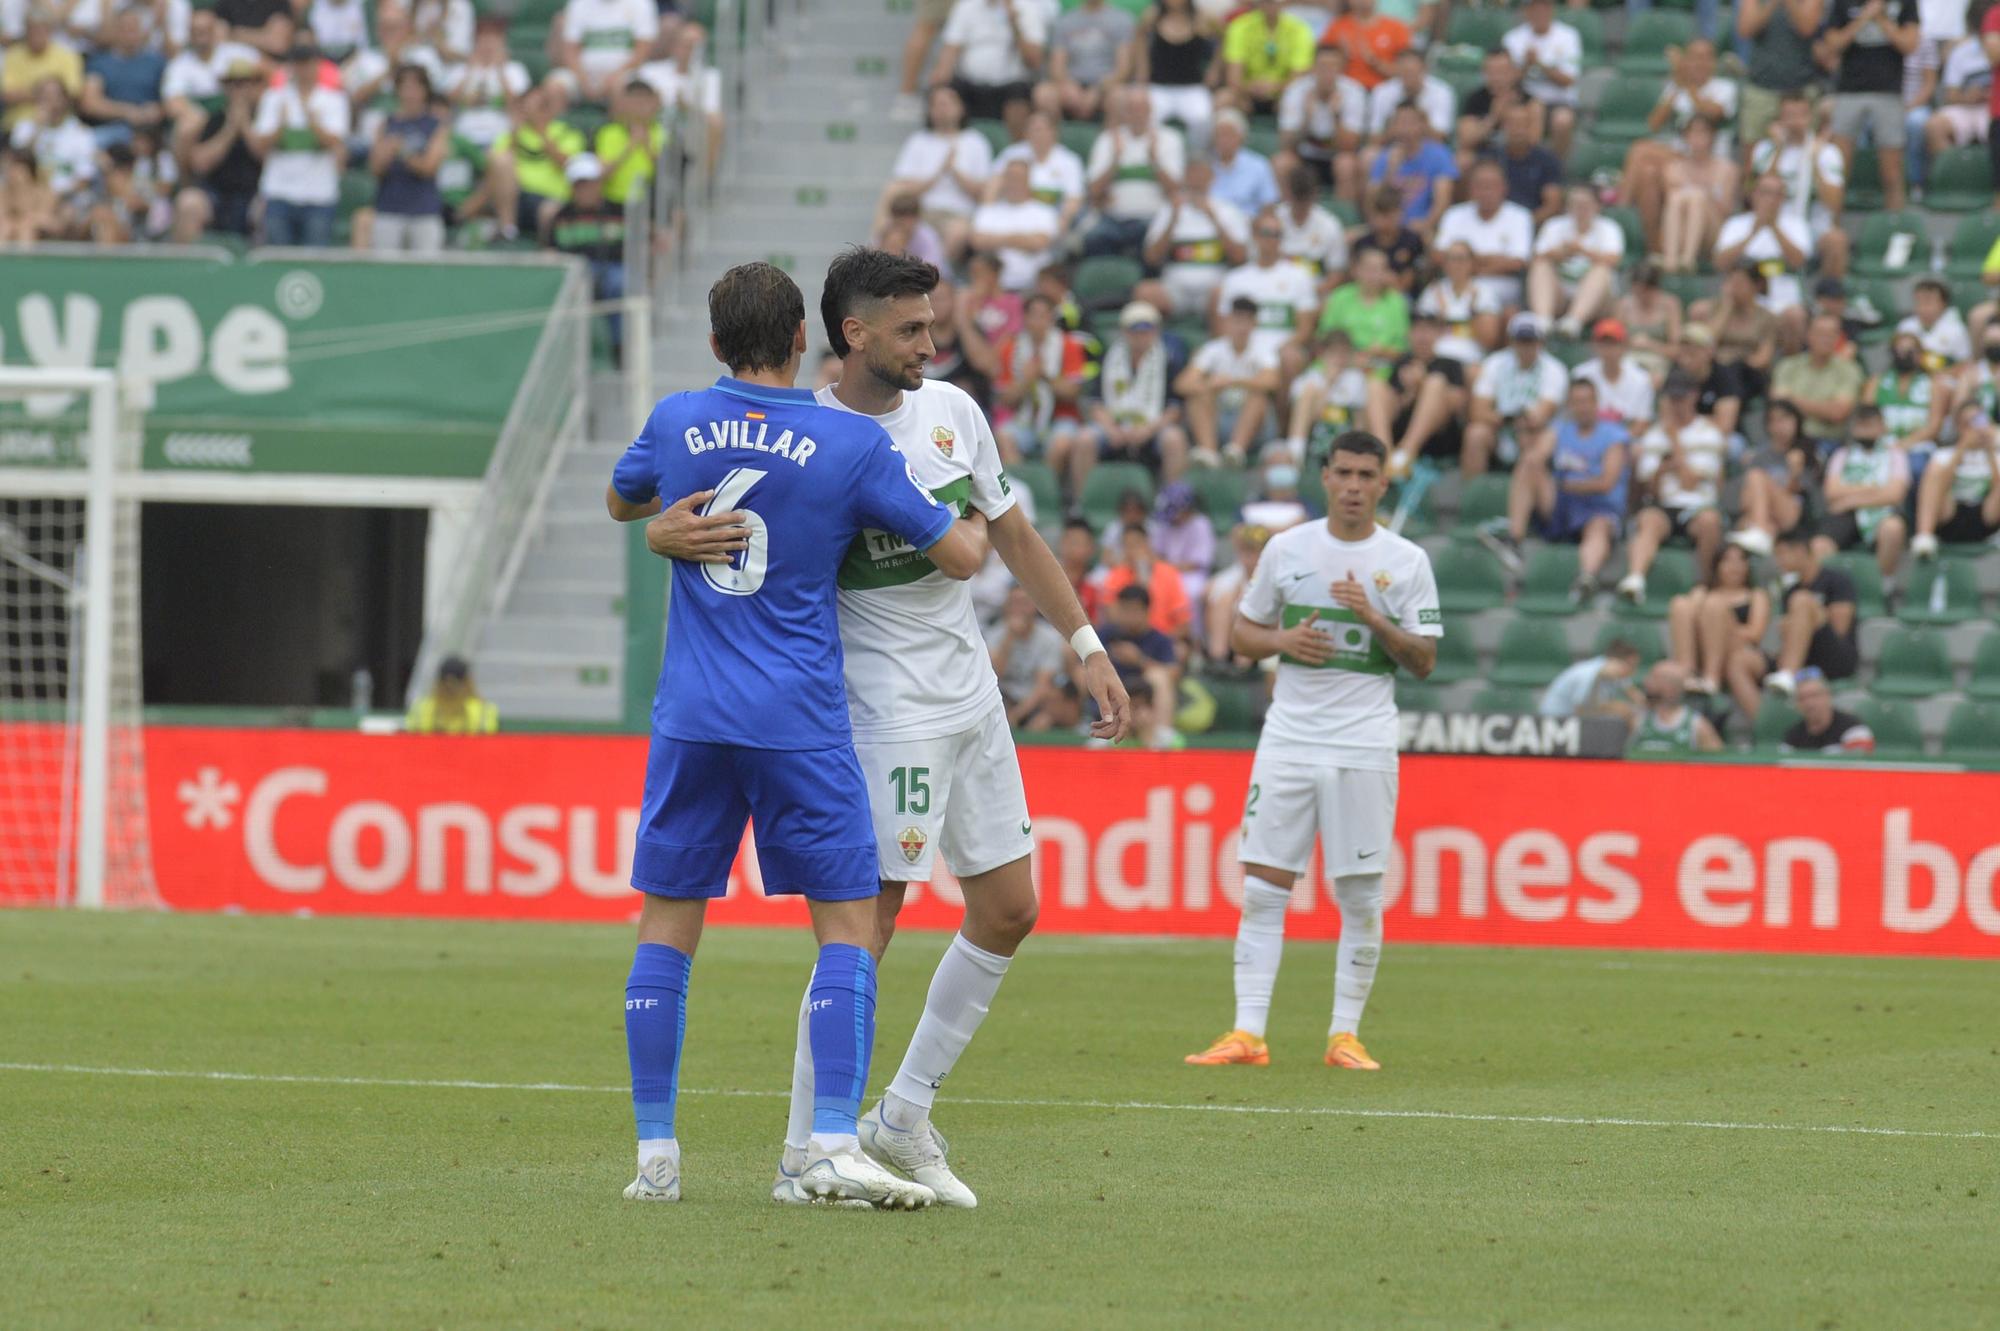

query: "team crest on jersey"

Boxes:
[897, 826, 927, 863]
[931, 425, 955, 458]
[1373, 570, 1393, 594]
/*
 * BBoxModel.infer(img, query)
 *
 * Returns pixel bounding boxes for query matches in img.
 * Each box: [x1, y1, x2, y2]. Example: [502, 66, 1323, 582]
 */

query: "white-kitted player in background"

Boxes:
[1185, 430, 1441, 1071]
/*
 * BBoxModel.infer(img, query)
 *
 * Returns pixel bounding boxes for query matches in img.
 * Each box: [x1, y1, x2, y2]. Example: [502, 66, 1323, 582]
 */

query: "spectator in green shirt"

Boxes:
[1222, 0, 1315, 117]
[594, 79, 666, 207]
[1772, 313, 1864, 450]
[1314, 248, 1409, 373]
[486, 84, 583, 239]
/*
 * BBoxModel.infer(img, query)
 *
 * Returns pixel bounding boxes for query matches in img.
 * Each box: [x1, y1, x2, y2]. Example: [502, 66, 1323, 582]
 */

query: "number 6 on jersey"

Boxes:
[700, 468, 770, 595]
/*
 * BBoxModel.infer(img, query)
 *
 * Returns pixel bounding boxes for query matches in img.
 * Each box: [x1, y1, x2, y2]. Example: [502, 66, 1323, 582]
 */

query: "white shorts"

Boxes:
[854, 703, 1033, 883]
[1236, 754, 1397, 880]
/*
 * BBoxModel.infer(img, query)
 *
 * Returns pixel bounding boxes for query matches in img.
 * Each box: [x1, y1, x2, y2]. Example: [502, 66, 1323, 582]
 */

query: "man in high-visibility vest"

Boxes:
[405, 656, 499, 734]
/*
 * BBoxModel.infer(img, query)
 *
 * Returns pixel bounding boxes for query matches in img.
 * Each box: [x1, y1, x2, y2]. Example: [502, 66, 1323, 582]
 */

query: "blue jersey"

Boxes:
[612, 377, 954, 751]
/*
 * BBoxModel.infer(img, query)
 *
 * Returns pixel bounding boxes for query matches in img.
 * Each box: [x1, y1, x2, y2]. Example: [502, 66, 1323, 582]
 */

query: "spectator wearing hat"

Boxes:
[406, 656, 500, 734]
[1823, 0, 1920, 213]
[1715, 173, 1814, 347]
[1527, 185, 1624, 341]
[1672, 324, 1745, 439]
[1150, 481, 1216, 612]
[1083, 300, 1189, 497]
[1222, 0, 1315, 119]
[1808, 275, 1871, 353]
[1435, 159, 1535, 312]
[1763, 529, 1860, 697]
[1375, 311, 1472, 474]
[2, 10, 83, 135]
[169, 57, 265, 240]
[248, 40, 348, 246]
[1273, 44, 1364, 195]
[1895, 277, 1972, 372]
[1463, 312, 1568, 476]
[1779, 669, 1875, 752]
[1912, 397, 2000, 560]
[1818, 404, 1911, 578]
[1773, 312, 1865, 453]
[1691, 262, 1780, 399]
[1207, 108, 1279, 217]
[1539, 637, 1644, 721]
[1481, 376, 1630, 599]
[361, 63, 448, 253]
[1620, 369, 1730, 600]
[1573, 319, 1657, 436]
[1747, 91, 1849, 280]
[1627, 662, 1725, 756]
[1177, 296, 1280, 466]
[546, 152, 630, 359]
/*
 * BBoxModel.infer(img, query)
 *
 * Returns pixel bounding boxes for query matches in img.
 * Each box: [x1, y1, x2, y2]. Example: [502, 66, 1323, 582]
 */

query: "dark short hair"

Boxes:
[887, 191, 921, 218]
[1765, 399, 1804, 435]
[395, 62, 433, 96]
[1368, 184, 1402, 215]
[1604, 638, 1642, 662]
[1226, 296, 1258, 318]
[1024, 291, 1055, 313]
[1115, 583, 1152, 609]
[439, 655, 471, 681]
[1325, 430, 1388, 466]
[1569, 375, 1598, 393]
[708, 262, 805, 375]
[1913, 276, 1950, 300]
[1063, 517, 1096, 539]
[624, 78, 659, 98]
[819, 246, 940, 357]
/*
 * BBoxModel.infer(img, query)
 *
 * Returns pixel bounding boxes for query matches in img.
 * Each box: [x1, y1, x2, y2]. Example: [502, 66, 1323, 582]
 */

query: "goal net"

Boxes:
[0, 368, 159, 909]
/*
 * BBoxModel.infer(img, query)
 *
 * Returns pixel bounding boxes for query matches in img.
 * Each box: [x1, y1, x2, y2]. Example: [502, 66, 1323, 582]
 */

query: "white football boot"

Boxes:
[798, 1145, 936, 1210]
[771, 1145, 873, 1208]
[859, 1102, 978, 1209]
[623, 1144, 680, 1202]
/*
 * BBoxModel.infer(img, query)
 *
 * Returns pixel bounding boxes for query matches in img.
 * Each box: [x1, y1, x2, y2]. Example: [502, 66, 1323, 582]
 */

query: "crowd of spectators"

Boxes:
[875, 0, 2000, 750]
[0, 0, 717, 277]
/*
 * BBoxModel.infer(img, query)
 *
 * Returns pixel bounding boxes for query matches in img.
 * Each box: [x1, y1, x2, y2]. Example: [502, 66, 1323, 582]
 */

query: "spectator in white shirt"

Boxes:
[308, 0, 369, 61]
[1216, 210, 1320, 376]
[1714, 172, 1814, 346]
[1500, 0, 1581, 159]
[1917, 33, 1991, 185]
[553, 0, 656, 107]
[1084, 300, 1191, 494]
[1176, 296, 1281, 465]
[1274, 45, 1365, 197]
[1085, 83, 1186, 255]
[1896, 277, 1972, 371]
[1464, 312, 1569, 476]
[1528, 185, 1625, 340]
[1366, 48, 1454, 142]
[412, 0, 474, 64]
[995, 108, 1086, 229]
[934, 0, 1047, 121]
[1142, 156, 1249, 316]
[1619, 370, 1728, 600]
[9, 76, 97, 203]
[1272, 161, 1348, 294]
[1416, 241, 1503, 365]
[882, 83, 992, 263]
[1434, 159, 1535, 311]
[971, 157, 1061, 290]
[162, 10, 259, 145]
[445, 16, 530, 150]
[1573, 319, 1657, 434]
[1748, 90, 1849, 279]
[638, 24, 725, 184]
[248, 38, 349, 246]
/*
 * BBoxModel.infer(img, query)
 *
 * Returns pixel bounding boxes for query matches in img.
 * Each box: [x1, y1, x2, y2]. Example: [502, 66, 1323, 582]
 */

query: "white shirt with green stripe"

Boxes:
[816, 380, 1015, 742]
[1238, 521, 1443, 773]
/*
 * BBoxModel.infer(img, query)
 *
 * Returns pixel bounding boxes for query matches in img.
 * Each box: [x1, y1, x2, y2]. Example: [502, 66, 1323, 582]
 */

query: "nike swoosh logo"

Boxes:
[1357, 849, 1378, 860]
[1020, 821, 1033, 836]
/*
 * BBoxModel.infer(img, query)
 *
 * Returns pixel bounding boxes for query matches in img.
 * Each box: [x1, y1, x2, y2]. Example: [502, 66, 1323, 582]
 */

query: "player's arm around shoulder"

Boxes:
[849, 416, 986, 580]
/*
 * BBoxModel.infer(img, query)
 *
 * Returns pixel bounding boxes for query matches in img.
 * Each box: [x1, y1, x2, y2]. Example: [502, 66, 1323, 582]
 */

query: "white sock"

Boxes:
[637, 1137, 674, 1171]
[783, 973, 814, 1152]
[1331, 873, 1384, 1035]
[809, 1132, 859, 1156]
[884, 933, 1012, 1123]
[1232, 877, 1292, 1038]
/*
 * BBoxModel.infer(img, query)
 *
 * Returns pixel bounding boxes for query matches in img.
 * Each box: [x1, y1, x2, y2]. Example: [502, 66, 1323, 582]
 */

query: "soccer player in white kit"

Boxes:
[1185, 431, 1441, 1071]
[649, 248, 1128, 1206]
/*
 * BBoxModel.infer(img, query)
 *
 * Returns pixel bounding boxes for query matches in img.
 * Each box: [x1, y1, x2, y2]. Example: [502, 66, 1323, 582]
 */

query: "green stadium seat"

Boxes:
[1207, 676, 1262, 732]
[1058, 119, 1098, 159]
[1951, 277, 1989, 319]
[1924, 148, 1995, 213]
[968, 119, 1010, 154]
[1469, 684, 1544, 715]
[1568, 140, 1627, 192]
[1942, 700, 2000, 759]
[1428, 630, 1479, 685]
[1516, 544, 1582, 616]
[1592, 81, 1659, 144]
[1075, 255, 1143, 311]
[1327, 197, 1360, 229]
[1245, 120, 1281, 160]
[1442, 6, 1511, 55]
[1660, 272, 1717, 310]
[1452, 472, 1512, 532]
[1898, 561, 1983, 625]
[1604, 206, 1646, 267]
[1080, 462, 1154, 529]
[1432, 544, 1507, 613]
[1871, 627, 1953, 698]
[1010, 459, 1062, 522]
[1593, 620, 1664, 666]
[1184, 465, 1246, 525]
[1612, 548, 1695, 620]
[1843, 276, 1901, 348]
[1845, 149, 1884, 212]
[1491, 615, 1574, 687]
[1566, 8, 1606, 57]
[1970, 630, 2000, 701]
[1852, 697, 1924, 757]
[1753, 698, 1802, 749]
[1822, 551, 1887, 618]
[1438, 63, 1486, 104]
[1943, 212, 2000, 281]
[1298, 461, 1326, 515]
[1849, 211, 1933, 281]
[1617, 10, 1693, 75]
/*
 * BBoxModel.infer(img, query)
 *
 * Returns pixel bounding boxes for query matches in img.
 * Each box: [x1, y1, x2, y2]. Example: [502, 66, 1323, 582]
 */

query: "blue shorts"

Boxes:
[1542, 493, 1624, 543]
[632, 735, 880, 901]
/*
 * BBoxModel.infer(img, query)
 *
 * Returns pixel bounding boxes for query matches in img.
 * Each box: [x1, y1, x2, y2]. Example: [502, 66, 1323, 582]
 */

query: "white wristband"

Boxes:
[1070, 625, 1105, 660]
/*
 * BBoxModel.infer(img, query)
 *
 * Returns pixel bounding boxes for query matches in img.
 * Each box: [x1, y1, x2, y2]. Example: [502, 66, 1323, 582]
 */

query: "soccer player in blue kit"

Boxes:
[604, 262, 988, 1208]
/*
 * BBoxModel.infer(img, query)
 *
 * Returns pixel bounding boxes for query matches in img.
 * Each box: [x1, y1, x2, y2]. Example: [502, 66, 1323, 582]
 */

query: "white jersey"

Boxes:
[1239, 522, 1442, 772]
[817, 380, 1016, 742]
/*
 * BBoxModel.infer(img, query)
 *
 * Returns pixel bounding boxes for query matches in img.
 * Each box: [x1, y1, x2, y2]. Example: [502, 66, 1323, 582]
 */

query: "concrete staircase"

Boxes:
[472, 0, 910, 723]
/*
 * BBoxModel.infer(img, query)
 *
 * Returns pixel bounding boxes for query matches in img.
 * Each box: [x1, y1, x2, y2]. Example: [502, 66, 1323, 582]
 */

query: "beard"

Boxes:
[866, 351, 925, 392]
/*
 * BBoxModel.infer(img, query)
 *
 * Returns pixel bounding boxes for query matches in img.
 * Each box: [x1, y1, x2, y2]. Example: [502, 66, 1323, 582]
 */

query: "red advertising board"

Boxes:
[125, 726, 2000, 958]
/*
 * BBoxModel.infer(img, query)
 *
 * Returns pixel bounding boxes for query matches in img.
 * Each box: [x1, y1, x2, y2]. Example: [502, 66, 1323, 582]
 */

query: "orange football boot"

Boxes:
[1325, 1031, 1380, 1070]
[1184, 1030, 1270, 1066]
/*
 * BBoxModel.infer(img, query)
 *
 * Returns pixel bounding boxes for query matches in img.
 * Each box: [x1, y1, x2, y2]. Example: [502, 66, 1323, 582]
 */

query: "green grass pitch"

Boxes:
[3, 912, 1996, 1329]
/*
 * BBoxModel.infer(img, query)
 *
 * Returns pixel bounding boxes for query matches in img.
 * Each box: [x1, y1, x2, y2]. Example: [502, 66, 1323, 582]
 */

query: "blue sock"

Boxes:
[625, 942, 691, 1144]
[808, 943, 876, 1138]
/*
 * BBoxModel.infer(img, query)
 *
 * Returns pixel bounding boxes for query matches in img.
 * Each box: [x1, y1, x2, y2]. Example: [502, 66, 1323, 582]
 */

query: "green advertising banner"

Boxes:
[0, 251, 571, 478]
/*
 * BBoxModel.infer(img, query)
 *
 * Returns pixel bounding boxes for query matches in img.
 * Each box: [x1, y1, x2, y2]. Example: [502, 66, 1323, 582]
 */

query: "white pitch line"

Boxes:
[3, 1061, 1995, 1143]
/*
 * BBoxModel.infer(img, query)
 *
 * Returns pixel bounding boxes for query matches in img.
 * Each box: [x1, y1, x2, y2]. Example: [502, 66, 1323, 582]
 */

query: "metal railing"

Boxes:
[405, 257, 590, 705]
